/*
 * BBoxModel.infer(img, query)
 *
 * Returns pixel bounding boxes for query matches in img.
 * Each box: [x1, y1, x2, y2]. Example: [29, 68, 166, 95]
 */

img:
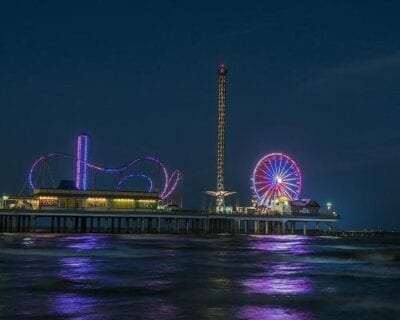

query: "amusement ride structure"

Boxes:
[252, 153, 302, 206]
[28, 133, 181, 202]
[205, 65, 303, 211]
[206, 64, 235, 213]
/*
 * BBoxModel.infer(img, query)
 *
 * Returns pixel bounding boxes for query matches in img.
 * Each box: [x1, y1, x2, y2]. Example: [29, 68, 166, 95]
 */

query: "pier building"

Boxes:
[2, 188, 158, 211]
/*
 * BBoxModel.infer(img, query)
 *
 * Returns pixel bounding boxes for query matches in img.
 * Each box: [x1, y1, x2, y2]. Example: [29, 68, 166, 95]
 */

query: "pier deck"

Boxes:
[0, 209, 339, 235]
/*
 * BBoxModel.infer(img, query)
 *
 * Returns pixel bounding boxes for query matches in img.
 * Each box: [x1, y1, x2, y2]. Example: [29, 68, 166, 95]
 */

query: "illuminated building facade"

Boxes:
[3, 189, 158, 211]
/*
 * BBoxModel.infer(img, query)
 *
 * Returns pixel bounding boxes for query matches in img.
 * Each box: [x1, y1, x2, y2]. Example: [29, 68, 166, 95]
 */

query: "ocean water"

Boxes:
[0, 234, 399, 320]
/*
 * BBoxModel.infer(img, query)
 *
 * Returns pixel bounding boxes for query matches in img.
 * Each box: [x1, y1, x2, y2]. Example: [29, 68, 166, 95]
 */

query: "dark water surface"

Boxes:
[0, 234, 399, 320]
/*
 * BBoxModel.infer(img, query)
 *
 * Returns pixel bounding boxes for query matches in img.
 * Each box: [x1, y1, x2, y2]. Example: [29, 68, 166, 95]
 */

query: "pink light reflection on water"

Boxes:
[236, 305, 313, 320]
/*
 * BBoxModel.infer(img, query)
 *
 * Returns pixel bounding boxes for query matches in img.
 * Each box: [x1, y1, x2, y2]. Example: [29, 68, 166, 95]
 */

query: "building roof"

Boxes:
[289, 199, 320, 208]
[32, 188, 159, 199]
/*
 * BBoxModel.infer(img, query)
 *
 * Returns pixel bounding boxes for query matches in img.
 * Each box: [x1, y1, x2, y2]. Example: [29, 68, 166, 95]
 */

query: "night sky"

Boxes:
[0, 1, 399, 230]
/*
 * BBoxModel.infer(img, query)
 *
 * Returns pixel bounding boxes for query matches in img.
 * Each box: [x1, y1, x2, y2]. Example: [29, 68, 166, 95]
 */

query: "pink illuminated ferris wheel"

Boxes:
[252, 153, 302, 206]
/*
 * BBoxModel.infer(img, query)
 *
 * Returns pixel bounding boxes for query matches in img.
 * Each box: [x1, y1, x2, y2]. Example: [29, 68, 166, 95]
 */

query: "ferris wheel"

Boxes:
[252, 153, 302, 206]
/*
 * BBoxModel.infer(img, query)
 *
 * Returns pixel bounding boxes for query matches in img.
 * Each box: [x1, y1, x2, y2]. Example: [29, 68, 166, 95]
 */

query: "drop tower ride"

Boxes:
[206, 64, 235, 213]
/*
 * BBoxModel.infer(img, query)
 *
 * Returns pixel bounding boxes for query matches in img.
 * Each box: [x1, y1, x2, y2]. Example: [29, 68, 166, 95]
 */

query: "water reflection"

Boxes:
[243, 237, 314, 295]
[50, 293, 99, 319]
[65, 235, 108, 251]
[22, 237, 35, 246]
[1, 233, 396, 320]
[236, 305, 313, 320]
[267, 262, 311, 276]
[58, 257, 99, 287]
[243, 276, 312, 295]
[250, 235, 312, 255]
[142, 298, 180, 319]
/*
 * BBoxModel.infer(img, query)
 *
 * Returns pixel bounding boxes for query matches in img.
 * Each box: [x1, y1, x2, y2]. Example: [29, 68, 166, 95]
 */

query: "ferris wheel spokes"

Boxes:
[252, 153, 302, 206]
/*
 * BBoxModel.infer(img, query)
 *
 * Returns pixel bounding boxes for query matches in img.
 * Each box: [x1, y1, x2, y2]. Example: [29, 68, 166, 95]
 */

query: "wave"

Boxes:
[0, 247, 170, 259]
[310, 249, 400, 263]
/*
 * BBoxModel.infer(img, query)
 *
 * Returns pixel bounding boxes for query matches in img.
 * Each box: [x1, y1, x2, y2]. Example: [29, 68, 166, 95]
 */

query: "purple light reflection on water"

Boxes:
[58, 257, 100, 287]
[250, 235, 313, 255]
[50, 293, 100, 318]
[236, 305, 313, 320]
[243, 236, 315, 295]
[49, 293, 180, 319]
[242, 277, 313, 295]
[65, 235, 109, 251]
[267, 262, 312, 277]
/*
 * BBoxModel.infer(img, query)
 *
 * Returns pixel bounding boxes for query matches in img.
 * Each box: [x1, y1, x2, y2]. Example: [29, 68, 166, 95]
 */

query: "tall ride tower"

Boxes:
[216, 64, 227, 208]
[206, 64, 235, 213]
[75, 133, 91, 190]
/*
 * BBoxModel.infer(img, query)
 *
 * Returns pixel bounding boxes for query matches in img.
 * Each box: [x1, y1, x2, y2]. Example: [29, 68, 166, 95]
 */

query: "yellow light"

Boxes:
[39, 196, 58, 200]
[113, 198, 134, 202]
[87, 198, 107, 202]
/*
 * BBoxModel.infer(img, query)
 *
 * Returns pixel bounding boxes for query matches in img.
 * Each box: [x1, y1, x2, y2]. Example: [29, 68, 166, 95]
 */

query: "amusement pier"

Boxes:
[0, 65, 339, 235]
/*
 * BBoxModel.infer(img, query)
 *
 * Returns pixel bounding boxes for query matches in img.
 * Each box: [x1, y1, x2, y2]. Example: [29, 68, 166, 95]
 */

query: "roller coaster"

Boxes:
[28, 134, 182, 201]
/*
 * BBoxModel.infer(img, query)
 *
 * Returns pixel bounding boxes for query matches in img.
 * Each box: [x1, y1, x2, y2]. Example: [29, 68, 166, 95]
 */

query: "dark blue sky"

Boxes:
[1, 1, 399, 229]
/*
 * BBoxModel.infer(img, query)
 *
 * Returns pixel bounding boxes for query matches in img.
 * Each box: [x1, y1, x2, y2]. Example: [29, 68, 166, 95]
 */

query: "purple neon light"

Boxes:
[29, 154, 180, 200]
[116, 174, 153, 192]
[76, 135, 81, 189]
[82, 135, 89, 190]
[252, 153, 302, 205]
[85, 156, 171, 198]
[75, 134, 89, 190]
[29, 153, 72, 190]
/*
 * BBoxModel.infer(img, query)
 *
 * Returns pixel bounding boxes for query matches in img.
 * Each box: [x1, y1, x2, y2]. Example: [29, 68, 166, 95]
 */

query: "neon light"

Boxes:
[161, 170, 182, 200]
[82, 135, 89, 190]
[29, 152, 181, 200]
[252, 153, 302, 206]
[29, 153, 72, 190]
[76, 135, 82, 189]
[116, 174, 153, 192]
[75, 134, 90, 190]
[28, 135, 181, 199]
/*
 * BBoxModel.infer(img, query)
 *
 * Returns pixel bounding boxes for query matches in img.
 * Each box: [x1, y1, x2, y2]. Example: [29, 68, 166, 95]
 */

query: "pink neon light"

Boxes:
[252, 153, 302, 206]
